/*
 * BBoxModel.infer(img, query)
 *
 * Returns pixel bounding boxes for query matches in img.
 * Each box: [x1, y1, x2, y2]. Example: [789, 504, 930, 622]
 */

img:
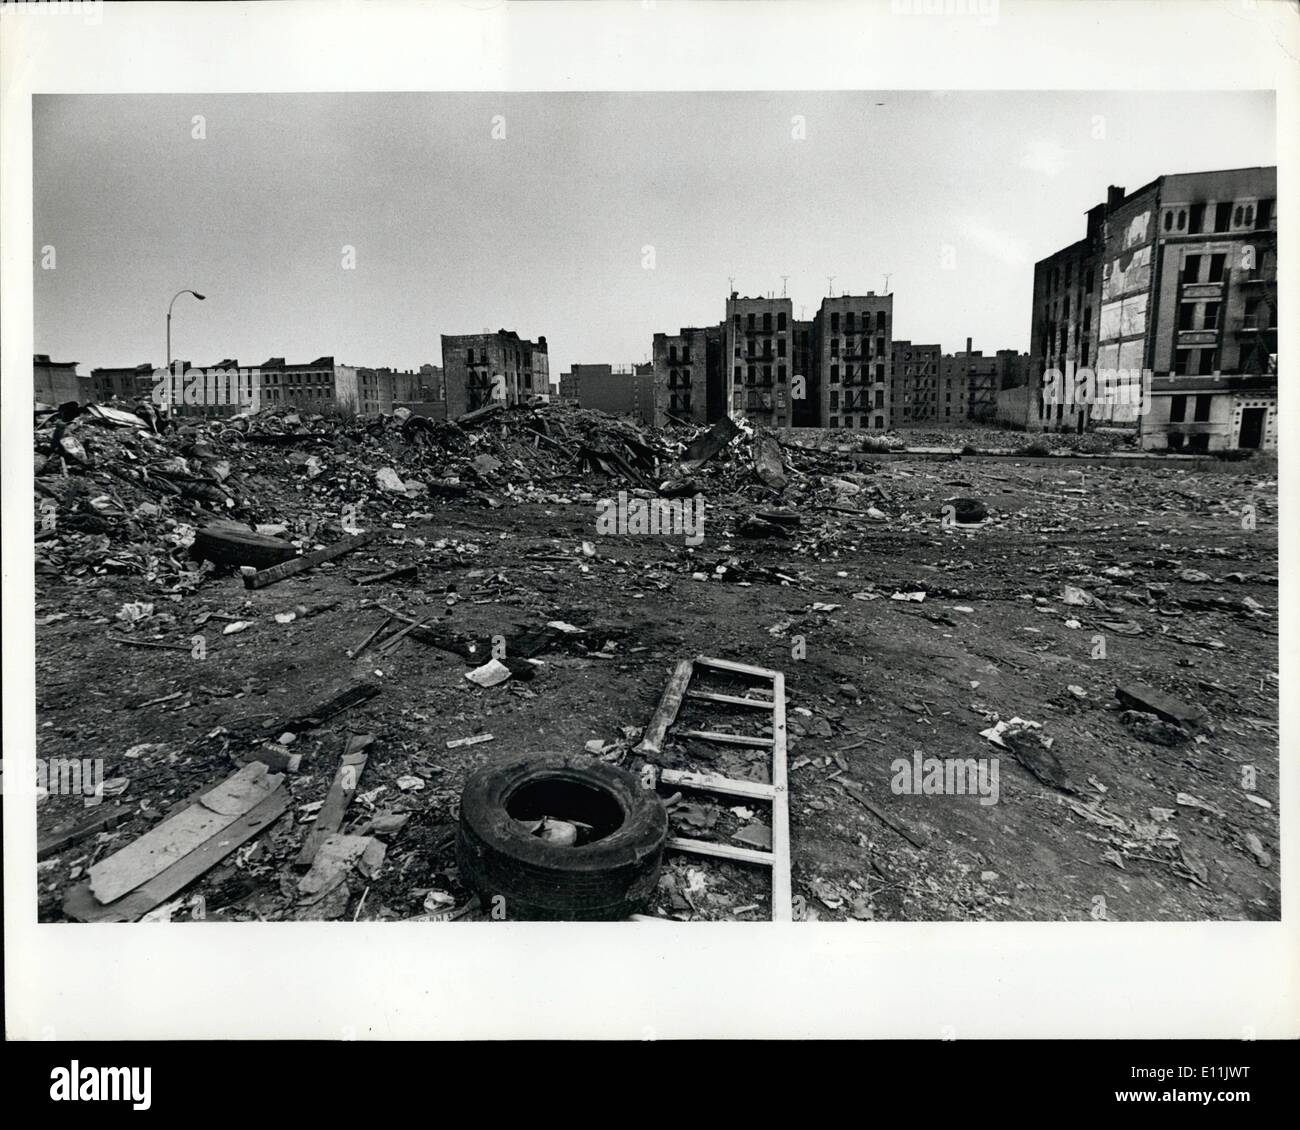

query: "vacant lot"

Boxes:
[33, 409, 1279, 922]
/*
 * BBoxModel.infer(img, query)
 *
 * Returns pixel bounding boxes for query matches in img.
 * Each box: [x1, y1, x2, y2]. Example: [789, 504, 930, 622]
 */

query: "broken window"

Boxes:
[1208, 253, 1226, 283]
[1214, 202, 1232, 232]
[1182, 254, 1202, 283]
[1198, 350, 1217, 377]
[1256, 199, 1273, 229]
[831, 313, 840, 333]
[777, 312, 787, 331]
[763, 312, 772, 332]
[1174, 349, 1193, 376]
[1169, 395, 1187, 422]
[1178, 304, 1196, 331]
[876, 311, 886, 331]
[1188, 203, 1206, 234]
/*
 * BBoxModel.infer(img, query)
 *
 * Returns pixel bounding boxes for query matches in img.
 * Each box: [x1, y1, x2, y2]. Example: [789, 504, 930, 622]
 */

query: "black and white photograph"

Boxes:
[3, 0, 1297, 1074]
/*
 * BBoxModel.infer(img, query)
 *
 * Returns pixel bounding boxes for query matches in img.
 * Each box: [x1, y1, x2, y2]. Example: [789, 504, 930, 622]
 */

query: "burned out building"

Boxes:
[815, 293, 892, 430]
[651, 326, 722, 426]
[440, 330, 549, 417]
[1030, 166, 1277, 449]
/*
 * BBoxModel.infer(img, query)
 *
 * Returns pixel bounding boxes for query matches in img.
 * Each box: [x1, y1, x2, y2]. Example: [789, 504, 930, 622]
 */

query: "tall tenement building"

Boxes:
[725, 294, 794, 428]
[652, 327, 722, 426]
[1030, 166, 1277, 450]
[815, 293, 892, 430]
[440, 330, 549, 417]
[890, 341, 942, 426]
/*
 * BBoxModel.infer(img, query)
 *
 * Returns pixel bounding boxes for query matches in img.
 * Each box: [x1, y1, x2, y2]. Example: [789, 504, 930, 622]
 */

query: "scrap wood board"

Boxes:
[641, 654, 791, 921]
[87, 762, 282, 904]
[62, 787, 289, 923]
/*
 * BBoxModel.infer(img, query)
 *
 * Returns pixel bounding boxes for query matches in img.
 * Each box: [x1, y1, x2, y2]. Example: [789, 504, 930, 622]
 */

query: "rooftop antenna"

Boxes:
[727, 276, 735, 293]
[883, 272, 893, 294]
[780, 275, 789, 297]
[826, 276, 836, 298]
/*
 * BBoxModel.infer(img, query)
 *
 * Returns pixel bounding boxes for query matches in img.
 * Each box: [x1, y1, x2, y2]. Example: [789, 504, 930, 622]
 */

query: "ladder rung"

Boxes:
[667, 836, 774, 866]
[695, 655, 780, 680]
[660, 768, 775, 801]
[685, 689, 775, 710]
[678, 729, 774, 748]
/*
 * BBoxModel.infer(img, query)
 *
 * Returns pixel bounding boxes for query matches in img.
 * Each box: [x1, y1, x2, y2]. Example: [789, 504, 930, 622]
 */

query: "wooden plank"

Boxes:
[295, 741, 371, 866]
[835, 780, 927, 850]
[62, 788, 290, 923]
[242, 530, 378, 590]
[666, 836, 773, 867]
[37, 805, 131, 861]
[635, 658, 695, 756]
[678, 729, 774, 748]
[685, 689, 775, 710]
[376, 614, 431, 654]
[88, 762, 281, 904]
[769, 671, 793, 922]
[695, 655, 780, 680]
[659, 768, 775, 801]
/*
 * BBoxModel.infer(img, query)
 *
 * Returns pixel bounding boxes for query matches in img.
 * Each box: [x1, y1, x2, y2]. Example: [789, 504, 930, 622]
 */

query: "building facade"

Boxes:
[890, 341, 942, 427]
[725, 294, 794, 428]
[652, 328, 723, 426]
[440, 330, 549, 417]
[89, 362, 156, 403]
[34, 355, 86, 404]
[815, 294, 892, 430]
[1029, 166, 1277, 449]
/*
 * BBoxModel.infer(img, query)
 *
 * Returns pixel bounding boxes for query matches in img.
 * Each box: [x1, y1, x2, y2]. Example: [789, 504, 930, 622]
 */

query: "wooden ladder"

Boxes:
[636, 655, 791, 921]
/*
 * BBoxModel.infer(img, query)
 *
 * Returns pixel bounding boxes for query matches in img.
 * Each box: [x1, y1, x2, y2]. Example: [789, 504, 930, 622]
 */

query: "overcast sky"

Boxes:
[34, 91, 1274, 378]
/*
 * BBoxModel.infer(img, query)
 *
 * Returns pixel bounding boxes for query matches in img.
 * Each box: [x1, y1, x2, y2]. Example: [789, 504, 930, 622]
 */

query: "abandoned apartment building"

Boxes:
[1016, 164, 1278, 451]
[440, 329, 550, 416]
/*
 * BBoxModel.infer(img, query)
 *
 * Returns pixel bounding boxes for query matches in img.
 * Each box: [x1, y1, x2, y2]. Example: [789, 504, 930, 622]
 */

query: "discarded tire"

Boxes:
[456, 753, 668, 920]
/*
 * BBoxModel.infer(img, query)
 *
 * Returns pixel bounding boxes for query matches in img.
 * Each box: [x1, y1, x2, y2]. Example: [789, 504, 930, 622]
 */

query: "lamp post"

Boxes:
[166, 289, 205, 370]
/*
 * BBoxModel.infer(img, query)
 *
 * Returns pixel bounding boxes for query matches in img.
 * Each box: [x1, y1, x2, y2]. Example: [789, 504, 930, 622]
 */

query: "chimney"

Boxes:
[966, 337, 973, 354]
[1107, 184, 1126, 209]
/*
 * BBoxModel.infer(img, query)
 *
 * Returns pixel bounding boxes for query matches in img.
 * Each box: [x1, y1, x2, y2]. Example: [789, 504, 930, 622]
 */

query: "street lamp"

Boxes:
[166, 289, 206, 369]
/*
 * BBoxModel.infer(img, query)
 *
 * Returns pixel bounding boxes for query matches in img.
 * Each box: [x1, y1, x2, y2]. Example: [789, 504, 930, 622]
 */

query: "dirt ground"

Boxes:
[33, 434, 1279, 923]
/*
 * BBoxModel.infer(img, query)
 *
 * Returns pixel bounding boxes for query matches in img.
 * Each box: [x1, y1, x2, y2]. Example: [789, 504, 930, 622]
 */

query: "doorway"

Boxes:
[1238, 407, 1266, 449]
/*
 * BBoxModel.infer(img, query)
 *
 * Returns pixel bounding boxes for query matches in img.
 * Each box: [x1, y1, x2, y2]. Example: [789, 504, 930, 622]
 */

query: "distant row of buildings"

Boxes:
[36, 165, 1277, 453]
[34, 354, 447, 419]
[556, 297, 1029, 433]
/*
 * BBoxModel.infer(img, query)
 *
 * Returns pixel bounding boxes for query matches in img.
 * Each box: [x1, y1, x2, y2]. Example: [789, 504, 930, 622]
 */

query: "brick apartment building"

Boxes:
[89, 362, 156, 403]
[815, 294, 892, 430]
[1028, 166, 1277, 450]
[890, 342, 942, 426]
[725, 294, 794, 428]
[440, 330, 549, 417]
[651, 327, 722, 426]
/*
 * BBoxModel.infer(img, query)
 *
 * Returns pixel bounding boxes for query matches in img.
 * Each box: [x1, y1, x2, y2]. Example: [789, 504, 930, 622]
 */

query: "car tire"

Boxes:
[456, 753, 668, 920]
